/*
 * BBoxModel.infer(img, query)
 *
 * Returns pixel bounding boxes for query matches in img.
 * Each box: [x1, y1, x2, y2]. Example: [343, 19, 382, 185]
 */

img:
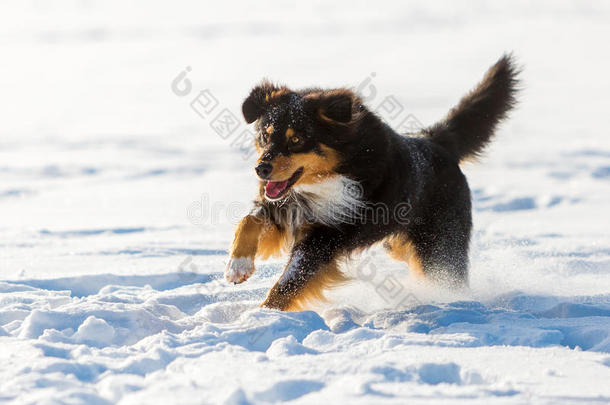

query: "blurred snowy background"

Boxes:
[1, 1, 610, 404]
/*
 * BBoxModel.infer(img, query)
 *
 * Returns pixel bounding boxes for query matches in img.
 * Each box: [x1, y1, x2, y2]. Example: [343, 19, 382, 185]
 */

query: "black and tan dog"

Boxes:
[225, 55, 519, 311]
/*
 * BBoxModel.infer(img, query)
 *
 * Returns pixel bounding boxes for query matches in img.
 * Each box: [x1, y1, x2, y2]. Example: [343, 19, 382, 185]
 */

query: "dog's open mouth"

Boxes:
[264, 167, 304, 200]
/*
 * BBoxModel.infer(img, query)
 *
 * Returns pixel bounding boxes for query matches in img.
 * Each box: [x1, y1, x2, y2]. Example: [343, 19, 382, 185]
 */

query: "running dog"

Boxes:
[225, 54, 519, 311]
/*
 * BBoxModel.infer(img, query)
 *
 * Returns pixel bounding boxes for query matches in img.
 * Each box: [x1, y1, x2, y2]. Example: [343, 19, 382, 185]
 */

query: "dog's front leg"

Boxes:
[261, 228, 347, 311]
[225, 214, 282, 284]
[225, 215, 262, 283]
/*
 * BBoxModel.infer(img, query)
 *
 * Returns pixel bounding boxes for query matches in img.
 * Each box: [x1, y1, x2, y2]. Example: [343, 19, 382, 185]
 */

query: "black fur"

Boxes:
[234, 54, 520, 309]
[425, 54, 520, 162]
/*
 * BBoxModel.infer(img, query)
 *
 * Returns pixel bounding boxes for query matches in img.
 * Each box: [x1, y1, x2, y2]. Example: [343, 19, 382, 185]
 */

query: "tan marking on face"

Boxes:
[285, 128, 295, 140]
[265, 125, 274, 135]
[294, 145, 340, 185]
[262, 155, 292, 180]
[258, 144, 340, 184]
[257, 144, 340, 184]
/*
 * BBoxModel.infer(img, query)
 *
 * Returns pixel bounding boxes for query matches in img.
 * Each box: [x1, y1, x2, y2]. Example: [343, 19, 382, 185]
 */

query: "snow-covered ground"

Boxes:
[2, 1, 610, 403]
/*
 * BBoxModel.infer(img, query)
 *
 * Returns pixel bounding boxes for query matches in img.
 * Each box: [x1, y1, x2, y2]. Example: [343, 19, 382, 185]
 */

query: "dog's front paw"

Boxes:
[225, 256, 255, 284]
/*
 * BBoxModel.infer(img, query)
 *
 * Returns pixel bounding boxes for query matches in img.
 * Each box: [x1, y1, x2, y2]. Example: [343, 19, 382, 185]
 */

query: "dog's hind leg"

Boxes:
[408, 220, 471, 288]
[405, 165, 473, 287]
[383, 234, 426, 279]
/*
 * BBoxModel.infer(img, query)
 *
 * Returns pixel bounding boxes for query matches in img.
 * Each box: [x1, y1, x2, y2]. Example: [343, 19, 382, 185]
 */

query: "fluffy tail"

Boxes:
[425, 54, 520, 162]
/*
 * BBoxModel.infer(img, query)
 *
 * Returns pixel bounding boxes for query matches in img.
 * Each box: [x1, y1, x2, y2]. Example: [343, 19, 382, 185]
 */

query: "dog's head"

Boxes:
[242, 81, 362, 202]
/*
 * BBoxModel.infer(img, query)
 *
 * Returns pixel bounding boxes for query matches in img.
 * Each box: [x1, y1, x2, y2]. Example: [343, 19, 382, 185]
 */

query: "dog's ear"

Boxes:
[242, 81, 280, 124]
[309, 90, 354, 124]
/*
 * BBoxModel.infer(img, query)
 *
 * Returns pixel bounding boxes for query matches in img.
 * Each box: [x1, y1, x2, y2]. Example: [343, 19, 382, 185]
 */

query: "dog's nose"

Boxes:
[255, 162, 273, 179]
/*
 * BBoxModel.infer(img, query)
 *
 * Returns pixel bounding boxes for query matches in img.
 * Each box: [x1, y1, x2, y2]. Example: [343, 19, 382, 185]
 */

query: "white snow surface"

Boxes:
[2, 1, 610, 404]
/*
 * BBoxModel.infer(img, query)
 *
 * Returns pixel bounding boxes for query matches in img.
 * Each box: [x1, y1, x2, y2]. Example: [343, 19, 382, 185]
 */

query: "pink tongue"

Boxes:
[265, 180, 289, 198]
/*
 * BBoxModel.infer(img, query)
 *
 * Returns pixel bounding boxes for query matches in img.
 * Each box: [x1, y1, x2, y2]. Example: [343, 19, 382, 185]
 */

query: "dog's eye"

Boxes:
[290, 136, 301, 145]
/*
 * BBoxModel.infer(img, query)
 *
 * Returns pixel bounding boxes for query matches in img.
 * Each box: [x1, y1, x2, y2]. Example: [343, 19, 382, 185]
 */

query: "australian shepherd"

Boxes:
[225, 55, 519, 311]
